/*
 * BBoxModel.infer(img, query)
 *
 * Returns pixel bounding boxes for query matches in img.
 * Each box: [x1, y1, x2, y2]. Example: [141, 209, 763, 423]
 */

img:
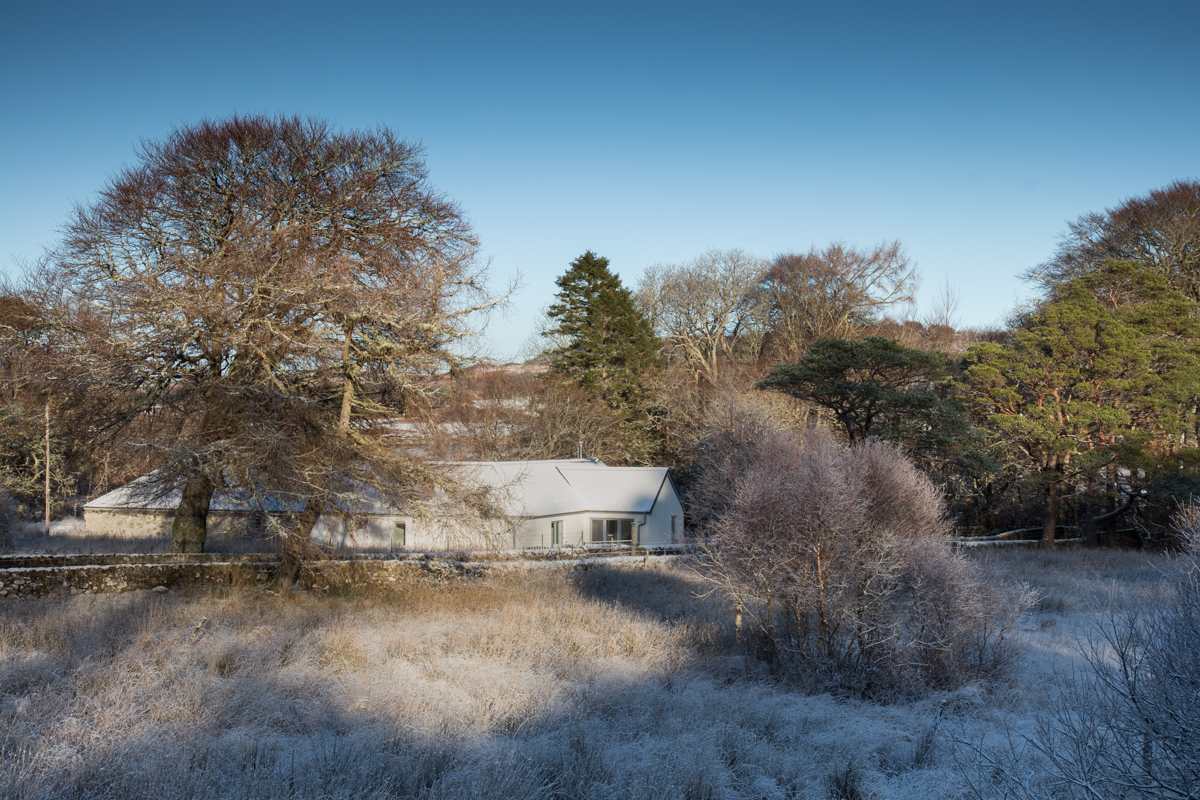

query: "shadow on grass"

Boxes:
[0, 580, 764, 800]
[569, 560, 730, 629]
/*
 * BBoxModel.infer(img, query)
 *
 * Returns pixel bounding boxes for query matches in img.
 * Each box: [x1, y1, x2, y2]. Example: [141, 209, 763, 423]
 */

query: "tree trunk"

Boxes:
[274, 496, 325, 590]
[170, 473, 216, 553]
[1043, 464, 1061, 547]
[1084, 472, 1099, 546]
[44, 401, 51, 536]
[1103, 461, 1118, 547]
[273, 326, 353, 590]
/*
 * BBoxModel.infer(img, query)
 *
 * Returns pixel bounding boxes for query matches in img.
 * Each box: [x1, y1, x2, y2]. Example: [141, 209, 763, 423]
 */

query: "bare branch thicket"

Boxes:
[1025, 179, 1200, 301]
[700, 427, 1033, 698]
[0, 275, 82, 514]
[421, 369, 651, 466]
[869, 316, 1002, 356]
[867, 279, 967, 355]
[516, 306, 572, 364]
[759, 241, 918, 360]
[955, 509, 1200, 799]
[634, 248, 770, 383]
[52, 115, 507, 557]
[685, 389, 813, 527]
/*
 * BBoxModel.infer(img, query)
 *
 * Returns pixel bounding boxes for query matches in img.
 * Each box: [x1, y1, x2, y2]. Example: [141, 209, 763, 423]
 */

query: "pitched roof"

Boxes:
[85, 460, 676, 519]
[450, 460, 671, 518]
[84, 474, 285, 512]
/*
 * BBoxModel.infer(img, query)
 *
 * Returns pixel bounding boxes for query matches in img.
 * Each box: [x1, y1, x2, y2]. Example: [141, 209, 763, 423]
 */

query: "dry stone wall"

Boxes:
[0, 549, 694, 599]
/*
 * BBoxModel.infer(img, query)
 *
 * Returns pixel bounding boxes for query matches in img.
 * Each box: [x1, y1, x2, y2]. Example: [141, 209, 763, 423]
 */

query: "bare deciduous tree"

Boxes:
[55, 115, 501, 557]
[760, 241, 918, 359]
[635, 248, 769, 383]
[1025, 179, 1200, 301]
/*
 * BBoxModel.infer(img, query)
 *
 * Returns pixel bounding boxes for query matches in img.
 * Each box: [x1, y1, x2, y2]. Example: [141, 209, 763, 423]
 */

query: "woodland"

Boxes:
[1, 115, 1200, 799]
[2, 116, 1200, 555]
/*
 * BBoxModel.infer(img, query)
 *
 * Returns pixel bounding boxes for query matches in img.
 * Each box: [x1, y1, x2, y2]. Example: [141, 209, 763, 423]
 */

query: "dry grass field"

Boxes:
[0, 549, 1172, 799]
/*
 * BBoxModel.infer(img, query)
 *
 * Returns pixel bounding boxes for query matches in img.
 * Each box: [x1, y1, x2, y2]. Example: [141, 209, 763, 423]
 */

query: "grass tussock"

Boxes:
[0, 551, 1177, 799]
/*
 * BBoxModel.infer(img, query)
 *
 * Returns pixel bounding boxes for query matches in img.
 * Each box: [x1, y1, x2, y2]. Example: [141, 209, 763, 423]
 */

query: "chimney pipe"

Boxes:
[578, 441, 583, 460]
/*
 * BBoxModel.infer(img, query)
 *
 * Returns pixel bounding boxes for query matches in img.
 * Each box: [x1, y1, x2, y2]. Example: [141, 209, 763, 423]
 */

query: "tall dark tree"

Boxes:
[961, 262, 1200, 544]
[544, 251, 661, 409]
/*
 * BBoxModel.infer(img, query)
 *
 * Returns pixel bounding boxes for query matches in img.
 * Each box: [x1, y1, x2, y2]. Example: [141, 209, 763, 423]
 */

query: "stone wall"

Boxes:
[0, 549, 695, 600]
[84, 509, 174, 538]
[84, 509, 274, 548]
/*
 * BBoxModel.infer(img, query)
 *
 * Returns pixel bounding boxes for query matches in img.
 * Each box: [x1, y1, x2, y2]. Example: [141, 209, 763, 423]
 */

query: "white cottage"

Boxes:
[84, 459, 685, 552]
[312, 459, 685, 551]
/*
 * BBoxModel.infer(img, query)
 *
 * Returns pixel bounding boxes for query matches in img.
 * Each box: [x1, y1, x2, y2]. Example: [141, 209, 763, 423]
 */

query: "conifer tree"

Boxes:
[544, 251, 661, 409]
[961, 262, 1200, 544]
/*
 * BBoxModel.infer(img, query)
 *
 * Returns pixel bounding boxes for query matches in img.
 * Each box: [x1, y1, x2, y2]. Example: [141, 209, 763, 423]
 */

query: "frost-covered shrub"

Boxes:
[700, 428, 1032, 698]
[958, 507, 1200, 799]
[686, 389, 805, 530]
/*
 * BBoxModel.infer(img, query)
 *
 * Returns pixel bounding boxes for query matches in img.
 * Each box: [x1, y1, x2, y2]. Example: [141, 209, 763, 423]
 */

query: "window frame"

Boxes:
[590, 517, 634, 543]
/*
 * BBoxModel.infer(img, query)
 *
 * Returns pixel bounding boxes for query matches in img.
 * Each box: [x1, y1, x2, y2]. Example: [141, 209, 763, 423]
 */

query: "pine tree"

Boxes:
[961, 261, 1200, 544]
[545, 251, 662, 409]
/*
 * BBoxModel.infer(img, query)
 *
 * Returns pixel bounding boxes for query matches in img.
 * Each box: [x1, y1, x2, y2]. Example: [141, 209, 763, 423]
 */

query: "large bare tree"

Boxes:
[1025, 179, 1200, 301]
[760, 241, 917, 359]
[56, 115, 498, 555]
[635, 248, 769, 383]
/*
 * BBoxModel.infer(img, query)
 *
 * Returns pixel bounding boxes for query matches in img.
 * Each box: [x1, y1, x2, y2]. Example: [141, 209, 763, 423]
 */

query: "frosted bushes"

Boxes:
[701, 428, 1032, 698]
[957, 510, 1200, 799]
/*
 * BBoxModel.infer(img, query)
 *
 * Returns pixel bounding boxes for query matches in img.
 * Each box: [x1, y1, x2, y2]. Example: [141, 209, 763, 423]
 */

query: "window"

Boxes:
[670, 514, 677, 541]
[591, 518, 633, 542]
[393, 521, 406, 548]
[551, 520, 563, 546]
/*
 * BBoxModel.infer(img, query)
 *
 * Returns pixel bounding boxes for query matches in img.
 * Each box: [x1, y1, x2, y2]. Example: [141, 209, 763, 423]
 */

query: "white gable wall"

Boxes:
[644, 474, 685, 545]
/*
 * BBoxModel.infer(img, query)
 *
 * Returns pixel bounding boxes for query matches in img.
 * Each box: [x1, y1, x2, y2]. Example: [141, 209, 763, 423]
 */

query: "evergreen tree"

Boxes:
[757, 336, 983, 496]
[757, 336, 955, 445]
[545, 251, 662, 409]
[960, 262, 1200, 544]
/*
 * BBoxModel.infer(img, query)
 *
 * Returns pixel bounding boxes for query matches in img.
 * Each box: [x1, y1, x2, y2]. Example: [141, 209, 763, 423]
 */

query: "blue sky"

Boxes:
[3, 1, 1198, 359]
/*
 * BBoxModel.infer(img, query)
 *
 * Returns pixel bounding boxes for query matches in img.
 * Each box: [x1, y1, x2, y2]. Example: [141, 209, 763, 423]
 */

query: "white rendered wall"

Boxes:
[642, 479, 685, 545]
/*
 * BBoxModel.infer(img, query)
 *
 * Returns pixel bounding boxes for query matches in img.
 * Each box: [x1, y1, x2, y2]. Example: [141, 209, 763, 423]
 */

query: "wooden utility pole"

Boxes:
[44, 400, 50, 535]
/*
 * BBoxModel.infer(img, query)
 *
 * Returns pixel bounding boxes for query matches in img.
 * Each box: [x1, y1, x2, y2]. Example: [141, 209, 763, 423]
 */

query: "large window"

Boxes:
[591, 518, 633, 542]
